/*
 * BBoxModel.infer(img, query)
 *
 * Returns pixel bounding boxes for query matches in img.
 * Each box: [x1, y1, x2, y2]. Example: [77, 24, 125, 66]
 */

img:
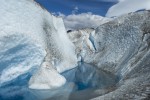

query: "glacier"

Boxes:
[28, 62, 66, 89]
[67, 28, 96, 62]
[0, 0, 77, 89]
[91, 11, 150, 100]
[106, 0, 150, 17]
[64, 11, 150, 100]
[0, 0, 150, 100]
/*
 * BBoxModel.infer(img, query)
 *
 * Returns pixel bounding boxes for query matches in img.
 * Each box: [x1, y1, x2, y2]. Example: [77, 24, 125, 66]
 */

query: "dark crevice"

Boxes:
[89, 33, 97, 51]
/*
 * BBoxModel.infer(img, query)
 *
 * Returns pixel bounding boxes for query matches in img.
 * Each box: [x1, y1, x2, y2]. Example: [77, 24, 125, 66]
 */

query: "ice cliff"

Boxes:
[91, 11, 150, 100]
[0, 0, 150, 99]
[0, 0, 77, 89]
[67, 11, 150, 100]
[67, 28, 96, 62]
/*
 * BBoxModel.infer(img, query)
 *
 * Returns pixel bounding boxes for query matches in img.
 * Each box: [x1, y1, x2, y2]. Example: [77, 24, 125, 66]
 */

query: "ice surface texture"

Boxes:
[0, 0, 150, 99]
[92, 11, 150, 100]
[29, 62, 66, 89]
[67, 11, 150, 100]
[67, 28, 96, 62]
[0, 0, 77, 89]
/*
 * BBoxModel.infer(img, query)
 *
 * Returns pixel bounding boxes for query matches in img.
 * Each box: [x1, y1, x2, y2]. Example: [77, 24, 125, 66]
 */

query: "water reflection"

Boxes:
[0, 62, 117, 100]
[62, 62, 117, 90]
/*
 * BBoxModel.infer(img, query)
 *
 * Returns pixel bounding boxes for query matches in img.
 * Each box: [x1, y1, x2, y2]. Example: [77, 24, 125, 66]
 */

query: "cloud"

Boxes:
[72, 6, 79, 14]
[98, 0, 118, 2]
[58, 12, 110, 30]
[106, 0, 150, 17]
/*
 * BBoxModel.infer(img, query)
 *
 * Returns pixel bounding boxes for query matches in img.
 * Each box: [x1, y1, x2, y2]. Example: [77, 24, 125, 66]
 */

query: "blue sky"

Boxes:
[35, 0, 118, 16]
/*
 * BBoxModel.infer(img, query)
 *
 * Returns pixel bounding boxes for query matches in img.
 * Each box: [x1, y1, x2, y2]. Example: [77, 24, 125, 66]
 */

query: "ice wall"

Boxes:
[0, 0, 77, 89]
[66, 11, 150, 100]
[93, 11, 150, 77]
[67, 28, 96, 62]
[90, 11, 150, 99]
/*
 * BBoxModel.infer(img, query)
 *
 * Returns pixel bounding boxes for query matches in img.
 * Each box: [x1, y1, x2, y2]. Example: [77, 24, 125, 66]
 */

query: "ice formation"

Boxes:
[29, 62, 66, 89]
[106, 0, 150, 17]
[0, 0, 77, 89]
[67, 28, 96, 62]
[66, 11, 150, 100]
[89, 11, 150, 99]
[0, 0, 150, 99]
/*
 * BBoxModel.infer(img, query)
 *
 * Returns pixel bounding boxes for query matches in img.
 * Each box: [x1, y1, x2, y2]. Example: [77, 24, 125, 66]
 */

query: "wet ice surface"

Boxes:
[0, 62, 117, 100]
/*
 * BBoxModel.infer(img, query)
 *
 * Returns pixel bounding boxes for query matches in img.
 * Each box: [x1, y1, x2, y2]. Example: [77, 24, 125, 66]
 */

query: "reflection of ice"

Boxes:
[29, 82, 77, 100]
[62, 62, 117, 90]
[0, 0, 77, 87]
[0, 62, 117, 100]
[0, 78, 77, 100]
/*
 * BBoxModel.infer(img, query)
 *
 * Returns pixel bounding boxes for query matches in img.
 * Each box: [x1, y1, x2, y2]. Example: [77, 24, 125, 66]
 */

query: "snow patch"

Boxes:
[106, 0, 150, 17]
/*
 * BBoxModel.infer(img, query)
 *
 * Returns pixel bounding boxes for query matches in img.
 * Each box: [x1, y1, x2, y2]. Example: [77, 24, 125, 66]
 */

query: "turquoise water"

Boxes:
[0, 62, 117, 100]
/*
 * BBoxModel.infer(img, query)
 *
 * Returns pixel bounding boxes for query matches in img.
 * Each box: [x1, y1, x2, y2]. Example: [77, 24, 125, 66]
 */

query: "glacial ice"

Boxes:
[0, 0, 150, 99]
[0, 0, 77, 89]
[106, 0, 150, 17]
[90, 11, 150, 99]
[67, 28, 96, 62]
[0, 34, 45, 85]
[66, 11, 150, 100]
[29, 62, 66, 89]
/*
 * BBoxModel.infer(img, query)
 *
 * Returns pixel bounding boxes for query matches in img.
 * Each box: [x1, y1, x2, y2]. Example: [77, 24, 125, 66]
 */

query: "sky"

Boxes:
[35, 0, 150, 30]
[35, 0, 118, 30]
[35, 0, 118, 16]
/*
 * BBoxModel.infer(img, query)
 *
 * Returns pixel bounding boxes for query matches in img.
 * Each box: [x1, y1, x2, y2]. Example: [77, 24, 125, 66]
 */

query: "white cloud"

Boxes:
[58, 12, 110, 30]
[99, 0, 118, 2]
[106, 0, 150, 17]
[72, 6, 79, 14]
